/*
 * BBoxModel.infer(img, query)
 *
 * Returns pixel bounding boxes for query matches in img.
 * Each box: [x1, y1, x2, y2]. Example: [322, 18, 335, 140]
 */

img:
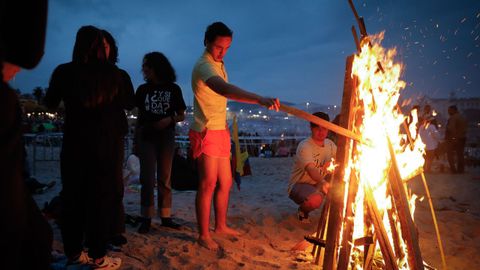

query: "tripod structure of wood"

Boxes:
[298, 2, 447, 269]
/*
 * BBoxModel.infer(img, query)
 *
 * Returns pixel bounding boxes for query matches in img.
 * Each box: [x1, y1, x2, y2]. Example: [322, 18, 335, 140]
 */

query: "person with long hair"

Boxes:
[135, 52, 186, 233]
[45, 25, 129, 269]
[101, 28, 135, 247]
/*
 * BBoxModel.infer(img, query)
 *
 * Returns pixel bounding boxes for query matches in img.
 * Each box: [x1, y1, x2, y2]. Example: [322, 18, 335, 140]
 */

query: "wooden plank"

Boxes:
[364, 184, 398, 270]
[337, 170, 360, 269]
[279, 104, 363, 143]
[387, 138, 425, 269]
[387, 173, 406, 262]
[323, 55, 357, 270]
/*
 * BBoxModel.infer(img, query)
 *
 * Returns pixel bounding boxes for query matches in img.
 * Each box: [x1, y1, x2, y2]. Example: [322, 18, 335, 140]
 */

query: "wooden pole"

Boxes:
[387, 137, 424, 269]
[364, 183, 398, 270]
[323, 55, 357, 270]
[279, 104, 364, 143]
[420, 173, 448, 269]
[337, 170, 360, 269]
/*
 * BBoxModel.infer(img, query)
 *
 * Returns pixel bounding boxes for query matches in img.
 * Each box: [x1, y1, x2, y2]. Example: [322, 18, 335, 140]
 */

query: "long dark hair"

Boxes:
[71, 25, 119, 107]
[102, 29, 118, 64]
[143, 52, 176, 84]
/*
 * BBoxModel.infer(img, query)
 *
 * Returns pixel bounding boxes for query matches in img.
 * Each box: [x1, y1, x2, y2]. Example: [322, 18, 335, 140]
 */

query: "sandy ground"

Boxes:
[32, 157, 480, 269]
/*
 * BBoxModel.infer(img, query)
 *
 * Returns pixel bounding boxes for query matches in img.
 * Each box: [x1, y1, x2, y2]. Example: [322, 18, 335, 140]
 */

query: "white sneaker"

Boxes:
[66, 251, 91, 269]
[91, 256, 122, 270]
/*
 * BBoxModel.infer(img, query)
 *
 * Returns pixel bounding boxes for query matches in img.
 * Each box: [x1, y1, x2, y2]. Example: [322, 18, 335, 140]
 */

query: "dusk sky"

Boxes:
[10, 0, 480, 106]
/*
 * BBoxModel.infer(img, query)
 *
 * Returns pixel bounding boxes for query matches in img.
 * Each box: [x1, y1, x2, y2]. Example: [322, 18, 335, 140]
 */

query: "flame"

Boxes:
[343, 32, 425, 269]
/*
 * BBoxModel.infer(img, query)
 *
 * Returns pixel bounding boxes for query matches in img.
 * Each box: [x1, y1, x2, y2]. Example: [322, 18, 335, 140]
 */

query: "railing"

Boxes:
[24, 133, 308, 175]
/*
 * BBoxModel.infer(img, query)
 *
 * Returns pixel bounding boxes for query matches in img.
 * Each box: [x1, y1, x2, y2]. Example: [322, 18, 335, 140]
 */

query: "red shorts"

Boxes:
[189, 129, 231, 159]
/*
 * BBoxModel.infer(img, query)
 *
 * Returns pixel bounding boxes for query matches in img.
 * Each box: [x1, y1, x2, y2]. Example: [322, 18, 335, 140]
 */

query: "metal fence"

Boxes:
[24, 133, 307, 176]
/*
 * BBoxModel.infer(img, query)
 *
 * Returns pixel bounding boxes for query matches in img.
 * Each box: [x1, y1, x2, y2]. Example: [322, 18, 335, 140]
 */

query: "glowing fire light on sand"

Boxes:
[342, 32, 426, 269]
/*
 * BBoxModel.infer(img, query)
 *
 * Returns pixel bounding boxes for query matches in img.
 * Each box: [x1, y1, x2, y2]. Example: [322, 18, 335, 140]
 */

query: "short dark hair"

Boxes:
[204, 22, 233, 46]
[310, 111, 329, 128]
[143, 51, 177, 83]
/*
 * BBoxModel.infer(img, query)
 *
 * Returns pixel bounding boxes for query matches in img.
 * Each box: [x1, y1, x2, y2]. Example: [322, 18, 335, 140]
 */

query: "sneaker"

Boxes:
[297, 208, 310, 223]
[66, 251, 91, 269]
[161, 217, 181, 229]
[90, 256, 121, 270]
[137, 217, 151, 234]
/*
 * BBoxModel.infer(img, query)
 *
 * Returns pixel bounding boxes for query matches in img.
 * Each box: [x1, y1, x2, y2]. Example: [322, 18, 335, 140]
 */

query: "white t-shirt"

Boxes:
[288, 137, 337, 193]
[419, 123, 439, 151]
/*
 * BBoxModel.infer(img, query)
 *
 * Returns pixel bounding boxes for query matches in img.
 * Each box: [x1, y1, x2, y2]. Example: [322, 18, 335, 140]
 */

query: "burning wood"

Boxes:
[306, 1, 448, 269]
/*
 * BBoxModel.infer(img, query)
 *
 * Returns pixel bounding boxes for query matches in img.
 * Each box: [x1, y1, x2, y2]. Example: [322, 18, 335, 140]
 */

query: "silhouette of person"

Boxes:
[0, 1, 53, 269]
[102, 28, 135, 247]
[445, 105, 467, 174]
[45, 25, 128, 269]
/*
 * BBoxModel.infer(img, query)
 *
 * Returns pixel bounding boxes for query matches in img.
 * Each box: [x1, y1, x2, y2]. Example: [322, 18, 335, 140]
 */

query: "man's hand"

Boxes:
[259, 97, 280, 111]
[320, 180, 330, 195]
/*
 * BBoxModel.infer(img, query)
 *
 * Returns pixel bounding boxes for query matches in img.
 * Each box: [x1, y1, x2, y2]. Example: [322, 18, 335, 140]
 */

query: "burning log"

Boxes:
[364, 183, 398, 270]
[387, 137, 424, 269]
[337, 171, 361, 269]
[323, 55, 357, 270]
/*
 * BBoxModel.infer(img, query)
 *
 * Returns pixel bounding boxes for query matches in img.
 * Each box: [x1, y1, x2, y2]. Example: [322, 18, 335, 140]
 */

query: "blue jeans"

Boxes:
[138, 135, 175, 218]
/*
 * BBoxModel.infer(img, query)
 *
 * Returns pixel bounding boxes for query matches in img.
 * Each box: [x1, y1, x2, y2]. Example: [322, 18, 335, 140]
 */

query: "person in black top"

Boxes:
[101, 29, 135, 248]
[44, 25, 128, 269]
[135, 52, 186, 233]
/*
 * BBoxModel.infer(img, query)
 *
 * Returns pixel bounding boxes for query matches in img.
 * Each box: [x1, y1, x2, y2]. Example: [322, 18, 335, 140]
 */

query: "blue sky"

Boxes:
[10, 0, 480, 106]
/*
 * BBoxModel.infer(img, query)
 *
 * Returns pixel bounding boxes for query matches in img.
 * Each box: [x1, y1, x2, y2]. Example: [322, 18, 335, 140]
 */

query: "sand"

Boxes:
[33, 157, 480, 269]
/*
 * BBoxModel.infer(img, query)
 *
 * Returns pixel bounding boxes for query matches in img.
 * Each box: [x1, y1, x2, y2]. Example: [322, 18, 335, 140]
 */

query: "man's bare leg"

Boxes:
[213, 157, 240, 236]
[196, 154, 220, 250]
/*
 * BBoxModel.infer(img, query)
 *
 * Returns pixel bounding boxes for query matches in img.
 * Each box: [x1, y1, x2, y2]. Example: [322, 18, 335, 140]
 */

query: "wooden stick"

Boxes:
[396, 105, 447, 269]
[420, 173, 448, 270]
[387, 137, 425, 269]
[364, 183, 398, 270]
[315, 201, 330, 265]
[279, 104, 364, 143]
[311, 197, 328, 258]
[337, 170, 361, 270]
[323, 55, 357, 270]
[351, 26, 361, 52]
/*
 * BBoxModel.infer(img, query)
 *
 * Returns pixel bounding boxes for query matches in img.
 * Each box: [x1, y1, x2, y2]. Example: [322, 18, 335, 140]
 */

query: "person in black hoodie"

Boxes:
[135, 52, 186, 233]
[45, 25, 129, 269]
[101, 28, 135, 248]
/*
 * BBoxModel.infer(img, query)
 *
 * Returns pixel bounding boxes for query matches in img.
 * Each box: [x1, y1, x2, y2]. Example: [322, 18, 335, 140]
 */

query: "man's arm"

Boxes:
[305, 163, 330, 194]
[206, 76, 279, 110]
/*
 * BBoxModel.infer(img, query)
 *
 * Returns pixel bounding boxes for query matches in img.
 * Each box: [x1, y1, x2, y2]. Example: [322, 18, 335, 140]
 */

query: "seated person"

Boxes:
[288, 112, 337, 222]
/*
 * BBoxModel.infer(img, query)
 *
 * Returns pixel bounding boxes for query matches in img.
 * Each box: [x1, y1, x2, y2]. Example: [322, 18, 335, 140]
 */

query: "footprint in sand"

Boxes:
[250, 246, 266, 256]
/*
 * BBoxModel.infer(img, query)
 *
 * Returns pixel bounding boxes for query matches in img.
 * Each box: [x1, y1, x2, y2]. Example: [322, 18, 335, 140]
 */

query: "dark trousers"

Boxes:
[59, 136, 123, 259]
[138, 137, 174, 218]
[447, 138, 466, 173]
[424, 149, 436, 173]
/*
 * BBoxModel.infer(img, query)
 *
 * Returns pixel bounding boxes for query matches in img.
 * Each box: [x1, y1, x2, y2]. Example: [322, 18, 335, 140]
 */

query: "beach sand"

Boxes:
[33, 157, 480, 269]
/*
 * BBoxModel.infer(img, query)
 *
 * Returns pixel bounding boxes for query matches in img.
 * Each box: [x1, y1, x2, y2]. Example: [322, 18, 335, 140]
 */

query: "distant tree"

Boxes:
[32, 86, 44, 104]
